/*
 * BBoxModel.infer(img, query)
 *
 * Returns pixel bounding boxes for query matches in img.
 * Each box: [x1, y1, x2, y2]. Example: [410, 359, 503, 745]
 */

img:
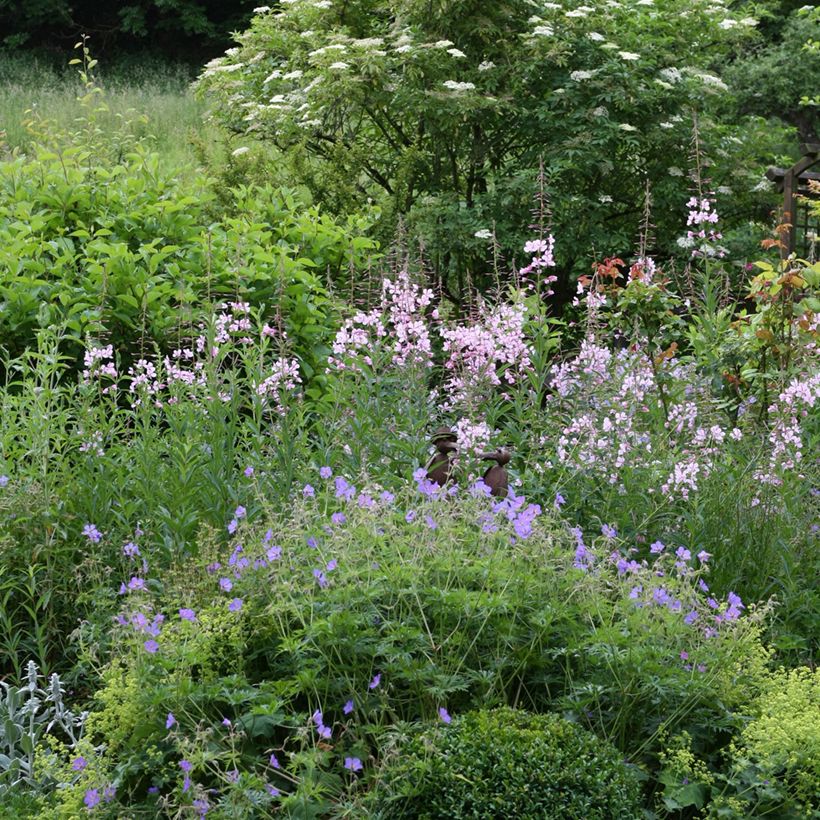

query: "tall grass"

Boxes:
[0, 51, 205, 168]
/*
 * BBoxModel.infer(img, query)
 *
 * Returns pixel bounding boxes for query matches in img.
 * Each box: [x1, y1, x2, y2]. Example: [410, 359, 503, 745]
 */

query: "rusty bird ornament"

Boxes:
[426, 427, 458, 487]
[480, 449, 510, 497]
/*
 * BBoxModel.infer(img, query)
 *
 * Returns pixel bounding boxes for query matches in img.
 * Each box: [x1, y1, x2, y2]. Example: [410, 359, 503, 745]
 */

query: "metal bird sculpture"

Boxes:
[426, 427, 458, 487]
[480, 449, 510, 497]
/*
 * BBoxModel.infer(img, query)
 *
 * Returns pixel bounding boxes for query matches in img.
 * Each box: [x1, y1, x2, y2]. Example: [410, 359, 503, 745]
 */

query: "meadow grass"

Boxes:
[0, 51, 205, 168]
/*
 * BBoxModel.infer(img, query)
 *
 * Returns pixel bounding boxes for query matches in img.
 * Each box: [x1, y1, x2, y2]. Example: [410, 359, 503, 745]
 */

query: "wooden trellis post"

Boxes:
[766, 143, 820, 259]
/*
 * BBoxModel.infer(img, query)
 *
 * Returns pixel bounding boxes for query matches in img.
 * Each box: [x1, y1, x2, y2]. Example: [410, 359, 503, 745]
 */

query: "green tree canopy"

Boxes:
[197, 0, 786, 304]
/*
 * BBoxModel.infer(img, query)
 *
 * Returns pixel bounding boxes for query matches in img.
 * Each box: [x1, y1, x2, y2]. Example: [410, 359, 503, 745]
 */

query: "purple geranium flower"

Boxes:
[83, 524, 102, 543]
[84, 789, 101, 809]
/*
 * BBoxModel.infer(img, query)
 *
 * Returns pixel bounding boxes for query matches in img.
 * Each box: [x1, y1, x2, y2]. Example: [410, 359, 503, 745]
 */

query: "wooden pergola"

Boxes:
[766, 143, 820, 260]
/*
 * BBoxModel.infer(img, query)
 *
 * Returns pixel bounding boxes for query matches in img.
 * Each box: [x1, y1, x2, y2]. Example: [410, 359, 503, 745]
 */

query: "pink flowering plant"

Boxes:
[1, 143, 819, 819]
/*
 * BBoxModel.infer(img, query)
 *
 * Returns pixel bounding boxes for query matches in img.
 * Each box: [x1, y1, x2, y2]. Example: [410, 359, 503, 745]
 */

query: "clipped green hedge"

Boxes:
[370, 707, 642, 819]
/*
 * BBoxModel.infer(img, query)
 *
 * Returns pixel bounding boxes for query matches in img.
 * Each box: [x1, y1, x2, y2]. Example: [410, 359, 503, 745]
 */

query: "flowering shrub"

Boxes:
[195, 0, 785, 296]
[440, 299, 532, 408]
[9, 466, 777, 817]
[328, 271, 435, 373]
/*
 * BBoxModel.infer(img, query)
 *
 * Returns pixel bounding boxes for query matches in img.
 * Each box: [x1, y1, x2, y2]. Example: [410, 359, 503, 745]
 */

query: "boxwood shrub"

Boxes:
[369, 707, 643, 819]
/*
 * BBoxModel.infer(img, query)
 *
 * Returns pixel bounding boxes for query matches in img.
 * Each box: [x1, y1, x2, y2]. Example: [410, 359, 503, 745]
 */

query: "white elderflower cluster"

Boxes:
[443, 80, 476, 92]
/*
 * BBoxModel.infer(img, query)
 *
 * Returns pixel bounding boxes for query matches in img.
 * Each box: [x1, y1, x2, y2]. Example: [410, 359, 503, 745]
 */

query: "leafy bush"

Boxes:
[718, 666, 820, 818]
[660, 666, 820, 818]
[11, 467, 772, 816]
[369, 707, 642, 819]
[196, 0, 787, 299]
[0, 49, 379, 381]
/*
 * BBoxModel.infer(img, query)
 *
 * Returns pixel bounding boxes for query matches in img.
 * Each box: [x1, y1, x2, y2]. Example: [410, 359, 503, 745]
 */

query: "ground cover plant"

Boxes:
[1, 11, 819, 820]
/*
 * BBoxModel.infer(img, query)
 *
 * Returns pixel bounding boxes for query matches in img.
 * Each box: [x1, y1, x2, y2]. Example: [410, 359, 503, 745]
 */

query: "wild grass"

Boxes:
[0, 51, 205, 168]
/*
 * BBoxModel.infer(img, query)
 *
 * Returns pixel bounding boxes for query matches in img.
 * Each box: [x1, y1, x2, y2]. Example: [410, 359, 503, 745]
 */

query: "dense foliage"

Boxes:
[0, 0, 257, 58]
[195, 0, 795, 303]
[0, 52, 378, 384]
[370, 708, 643, 818]
[1, 17, 819, 820]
